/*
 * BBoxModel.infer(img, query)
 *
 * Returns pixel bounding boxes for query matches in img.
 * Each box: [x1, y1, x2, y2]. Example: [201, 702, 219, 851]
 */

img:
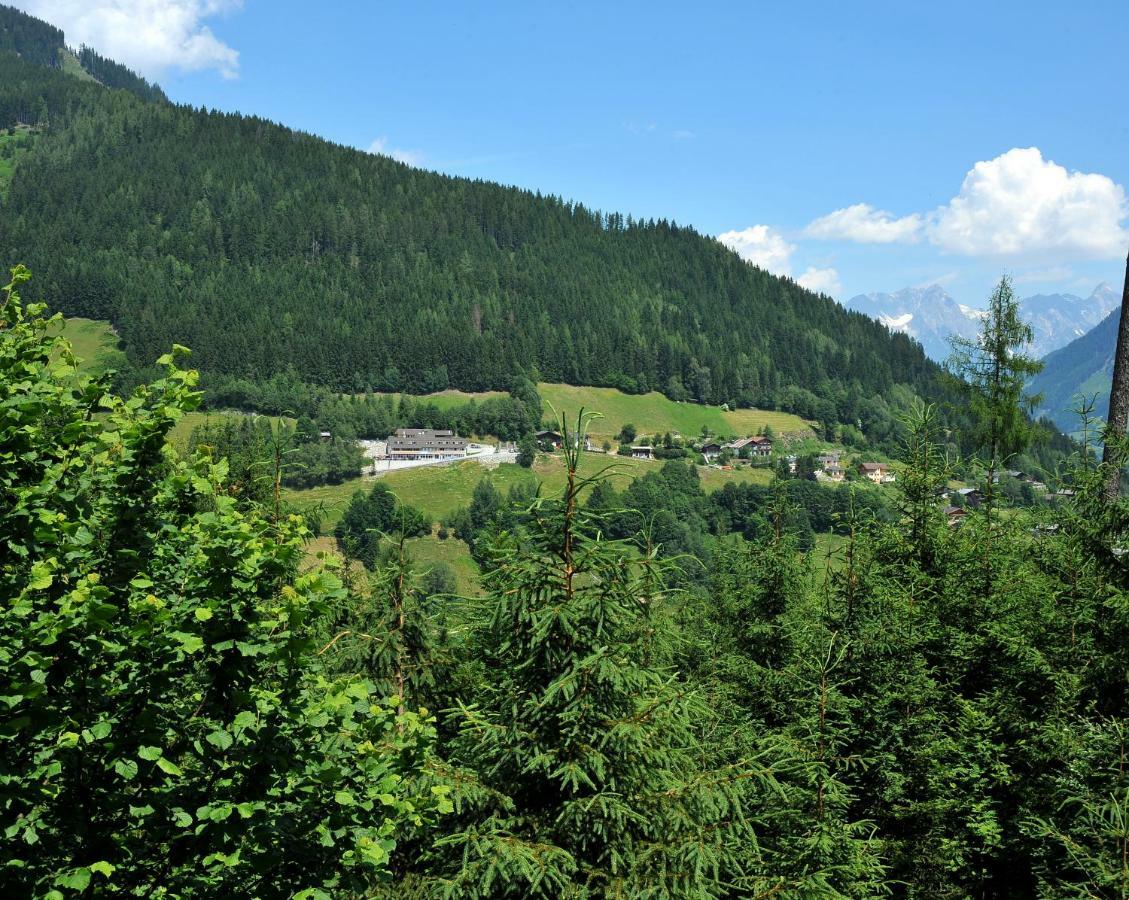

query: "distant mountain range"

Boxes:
[844, 283, 1119, 362]
[1028, 302, 1120, 435]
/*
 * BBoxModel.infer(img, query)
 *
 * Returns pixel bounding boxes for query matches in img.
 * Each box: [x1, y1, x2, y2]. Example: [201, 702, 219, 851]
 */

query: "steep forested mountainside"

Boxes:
[1030, 305, 1119, 433]
[0, 15, 937, 413]
[0, 4, 165, 102]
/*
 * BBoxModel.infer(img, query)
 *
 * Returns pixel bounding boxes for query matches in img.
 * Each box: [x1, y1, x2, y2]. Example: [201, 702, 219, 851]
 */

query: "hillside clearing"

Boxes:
[536, 383, 809, 441]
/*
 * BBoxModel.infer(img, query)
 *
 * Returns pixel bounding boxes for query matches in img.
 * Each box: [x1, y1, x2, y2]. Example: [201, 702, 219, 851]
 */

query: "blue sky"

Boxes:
[16, 0, 1129, 305]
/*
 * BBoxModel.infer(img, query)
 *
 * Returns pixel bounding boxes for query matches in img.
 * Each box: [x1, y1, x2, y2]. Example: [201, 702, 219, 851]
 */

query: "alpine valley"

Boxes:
[4, 3, 1129, 899]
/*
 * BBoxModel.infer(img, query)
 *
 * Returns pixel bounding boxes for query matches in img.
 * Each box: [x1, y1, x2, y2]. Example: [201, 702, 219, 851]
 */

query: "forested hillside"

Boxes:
[0, 5, 164, 103]
[1030, 305, 1118, 434]
[0, 11, 934, 421]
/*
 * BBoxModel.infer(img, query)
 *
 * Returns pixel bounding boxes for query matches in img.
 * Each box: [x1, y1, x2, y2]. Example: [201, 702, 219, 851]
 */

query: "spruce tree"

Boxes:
[425, 413, 768, 897]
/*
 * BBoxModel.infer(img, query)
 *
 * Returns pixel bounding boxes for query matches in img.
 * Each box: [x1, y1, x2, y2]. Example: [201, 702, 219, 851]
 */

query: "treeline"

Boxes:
[192, 370, 542, 441]
[448, 459, 897, 568]
[186, 375, 542, 489]
[0, 36, 940, 425]
[0, 3, 62, 69]
[0, 6, 165, 104]
[72, 45, 166, 103]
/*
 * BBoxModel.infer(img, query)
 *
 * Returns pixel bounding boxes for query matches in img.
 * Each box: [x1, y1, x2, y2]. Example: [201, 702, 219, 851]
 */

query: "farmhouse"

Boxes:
[386, 428, 468, 461]
[859, 462, 896, 485]
[700, 441, 723, 462]
[536, 429, 563, 449]
[727, 435, 773, 458]
[956, 487, 984, 508]
[630, 445, 654, 460]
[820, 464, 845, 483]
[817, 452, 841, 471]
[944, 506, 968, 526]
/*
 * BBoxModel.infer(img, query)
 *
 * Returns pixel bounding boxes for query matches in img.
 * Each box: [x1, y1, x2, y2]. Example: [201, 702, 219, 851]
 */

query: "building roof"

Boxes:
[859, 462, 890, 473]
[388, 428, 466, 451]
[727, 435, 773, 450]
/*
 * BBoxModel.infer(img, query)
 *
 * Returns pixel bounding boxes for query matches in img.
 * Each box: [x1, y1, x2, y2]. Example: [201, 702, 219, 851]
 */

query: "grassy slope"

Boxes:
[287, 452, 659, 529]
[373, 388, 509, 411]
[306, 533, 481, 596]
[538, 383, 810, 441]
[373, 383, 810, 443]
[57, 47, 99, 83]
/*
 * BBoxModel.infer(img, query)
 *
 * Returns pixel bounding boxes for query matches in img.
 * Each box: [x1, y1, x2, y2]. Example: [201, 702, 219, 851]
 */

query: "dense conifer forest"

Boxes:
[0, 4, 935, 425]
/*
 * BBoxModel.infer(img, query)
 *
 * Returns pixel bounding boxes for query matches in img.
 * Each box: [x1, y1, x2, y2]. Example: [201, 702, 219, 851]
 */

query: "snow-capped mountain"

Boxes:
[844, 285, 980, 361]
[844, 283, 1120, 362]
[1020, 283, 1120, 358]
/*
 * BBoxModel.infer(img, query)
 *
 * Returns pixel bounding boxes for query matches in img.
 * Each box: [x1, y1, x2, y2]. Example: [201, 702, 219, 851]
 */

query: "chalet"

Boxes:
[630, 445, 654, 460]
[387, 428, 467, 461]
[700, 441, 723, 462]
[820, 465, 845, 483]
[817, 452, 841, 471]
[859, 462, 896, 485]
[944, 506, 968, 526]
[727, 435, 773, 458]
[956, 487, 984, 508]
[536, 429, 563, 450]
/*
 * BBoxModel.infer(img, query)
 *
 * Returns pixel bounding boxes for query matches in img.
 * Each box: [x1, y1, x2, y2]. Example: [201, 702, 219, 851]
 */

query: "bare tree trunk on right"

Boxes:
[1101, 249, 1129, 503]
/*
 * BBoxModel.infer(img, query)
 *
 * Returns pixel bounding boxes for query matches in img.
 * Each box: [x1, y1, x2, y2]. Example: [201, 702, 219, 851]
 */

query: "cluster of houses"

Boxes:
[699, 435, 773, 462]
[814, 451, 896, 485]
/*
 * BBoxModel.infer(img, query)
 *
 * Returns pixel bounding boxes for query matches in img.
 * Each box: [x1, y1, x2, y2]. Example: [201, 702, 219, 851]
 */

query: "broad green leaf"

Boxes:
[206, 729, 233, 751]
[156, 757, 183, 776]
[114, 758, 138, 781]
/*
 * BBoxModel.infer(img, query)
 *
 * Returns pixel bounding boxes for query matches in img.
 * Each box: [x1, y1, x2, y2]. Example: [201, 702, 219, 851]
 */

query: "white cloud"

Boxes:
[807, 148, 1128, 261]
[366, 137, 424, 167]
[717, 226, 841, 297]
[13, 1, 241, 79]
[805, 203, 923, 244]
[716, 224, 795, 274]
[797, 266, 842, 297]
[928, 147, 1127, 258]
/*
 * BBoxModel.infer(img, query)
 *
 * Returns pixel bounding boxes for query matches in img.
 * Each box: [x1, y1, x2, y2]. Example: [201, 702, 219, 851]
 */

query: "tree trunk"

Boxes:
[1102, 249, 1129, 502]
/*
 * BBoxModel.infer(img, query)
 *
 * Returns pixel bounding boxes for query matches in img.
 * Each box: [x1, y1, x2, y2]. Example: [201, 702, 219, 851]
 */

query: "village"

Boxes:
[357, 424, 912, 490]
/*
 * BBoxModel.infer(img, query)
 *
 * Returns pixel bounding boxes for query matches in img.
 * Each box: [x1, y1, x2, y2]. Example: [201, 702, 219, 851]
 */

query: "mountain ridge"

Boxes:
[1028, 302, 1121, 434]
[845, 282, 1118, 362]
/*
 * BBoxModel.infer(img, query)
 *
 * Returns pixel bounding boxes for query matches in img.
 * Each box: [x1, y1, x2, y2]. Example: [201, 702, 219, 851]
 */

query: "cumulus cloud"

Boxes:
[716, 224, 795, 274]
[928, 147, 1127, 258]
[797, 266, 842, 297]
[717, 226, 841, 297]
[806, 148, 1128, 261]
[13, 0, 241, 79]
[805, 203, 923, 244]
[366, 137, 424, 167]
